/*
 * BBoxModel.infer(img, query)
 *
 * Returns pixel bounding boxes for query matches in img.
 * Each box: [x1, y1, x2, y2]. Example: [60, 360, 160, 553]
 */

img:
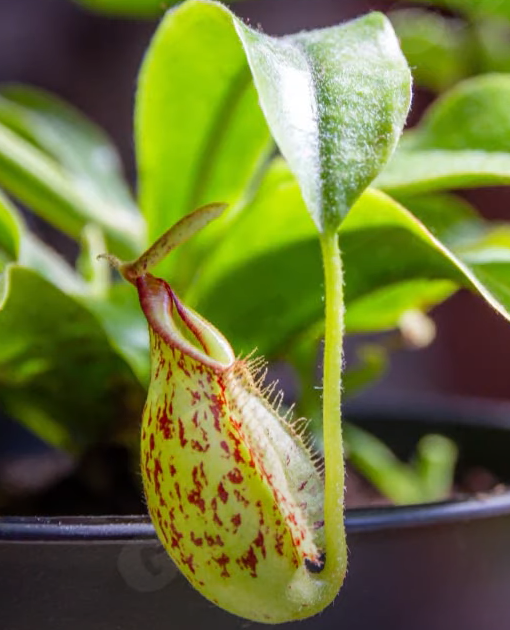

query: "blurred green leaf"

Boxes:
[77, 224, 110, 298]
[136, 0, 272, 281]
[342, 344, 388, 398]
[72, 0, 168, 17]
[377, 75, 510, 194]
[390, 9, 471, 92]
[0, 87, 152, 393]
[343, 279, 455, 333]
[235, 10, 411, 232]
[191, 165, 510, 355]
[0, 187, 87, 294]
[390, 192, 479, 241]
[345, 423, 457, 505]
[14, 228, 150, 386]
[415, 434, 458, 501]
[185, 159, 316, 303]
[344, 423, 427, 505]
[19, 233, 88, 297]
[0, 265, 144, 452]
[72, 0, 245, 18]
[0, 189, 21, 263]
[376, 149, 510, 195]
[411, 74, 510, 152]
[476, 19, 510, 74]
[0, 86, 138, 215]
[0, 121, 141, 259]
[341, 190, 510, 328]
[87, 282, 151, 385]
[189, 163, 453, 347]
[392, 7, 510, 82]
[187, 159, 316, 353]
[414, 0, 510, 22]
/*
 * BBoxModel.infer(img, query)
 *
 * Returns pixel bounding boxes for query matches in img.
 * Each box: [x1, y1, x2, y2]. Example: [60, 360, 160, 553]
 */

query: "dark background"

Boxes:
[1, 0, 509, 403]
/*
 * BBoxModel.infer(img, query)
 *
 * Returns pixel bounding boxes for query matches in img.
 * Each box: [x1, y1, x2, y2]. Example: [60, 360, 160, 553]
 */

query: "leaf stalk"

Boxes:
[318, 228, 347, 588]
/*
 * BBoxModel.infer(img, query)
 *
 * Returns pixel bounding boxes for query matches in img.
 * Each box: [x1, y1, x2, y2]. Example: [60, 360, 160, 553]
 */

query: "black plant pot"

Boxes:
[2, 397, 510, 630]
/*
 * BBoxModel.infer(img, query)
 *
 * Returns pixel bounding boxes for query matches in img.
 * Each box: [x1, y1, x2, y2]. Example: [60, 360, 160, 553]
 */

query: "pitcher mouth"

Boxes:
[136, 273, 235, 371]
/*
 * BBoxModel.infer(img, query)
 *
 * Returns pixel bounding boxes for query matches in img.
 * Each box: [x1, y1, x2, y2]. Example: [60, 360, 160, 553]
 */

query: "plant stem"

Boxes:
[318, 229, 347, 587]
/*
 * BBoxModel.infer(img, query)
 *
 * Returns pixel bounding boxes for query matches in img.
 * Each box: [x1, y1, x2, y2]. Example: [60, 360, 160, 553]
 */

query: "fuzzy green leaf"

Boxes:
[235, 11, 411, 233]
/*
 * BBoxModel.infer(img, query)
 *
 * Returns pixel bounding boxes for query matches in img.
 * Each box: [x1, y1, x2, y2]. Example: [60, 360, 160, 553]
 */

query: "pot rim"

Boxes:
[1, 489, 510, 543]
[2, 394, 510, 543]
